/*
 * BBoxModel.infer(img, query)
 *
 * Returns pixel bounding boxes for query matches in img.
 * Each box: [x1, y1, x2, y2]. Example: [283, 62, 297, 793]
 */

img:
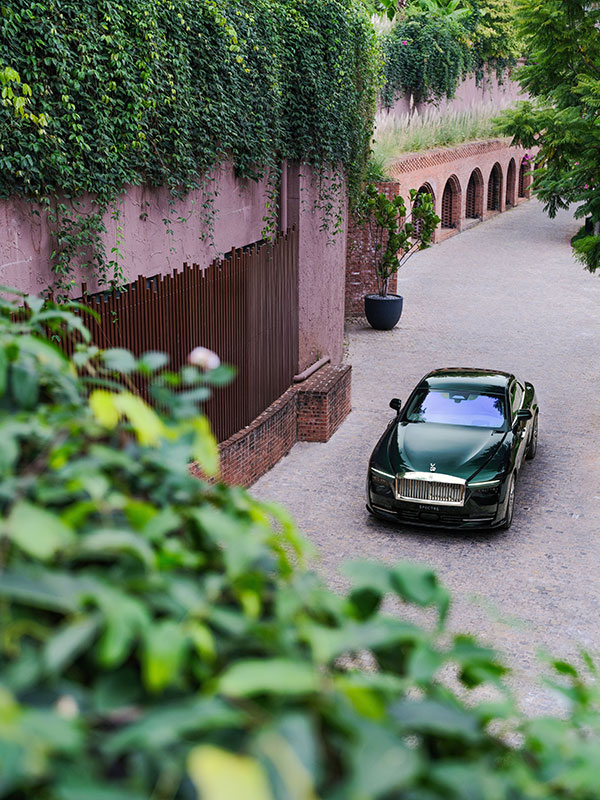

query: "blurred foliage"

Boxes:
[1, 295, 600, 798]
[495, 0, 600, 272]
[0, 0, 380, 294]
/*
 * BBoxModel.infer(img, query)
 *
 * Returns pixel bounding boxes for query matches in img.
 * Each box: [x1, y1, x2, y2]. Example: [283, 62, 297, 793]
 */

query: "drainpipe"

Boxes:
[293, 355, 330, 383]
[279, 159, 288, 233]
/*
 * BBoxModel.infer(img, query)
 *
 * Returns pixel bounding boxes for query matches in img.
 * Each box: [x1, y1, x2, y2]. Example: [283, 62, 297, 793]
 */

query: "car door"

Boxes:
[509, 380, 528, 466]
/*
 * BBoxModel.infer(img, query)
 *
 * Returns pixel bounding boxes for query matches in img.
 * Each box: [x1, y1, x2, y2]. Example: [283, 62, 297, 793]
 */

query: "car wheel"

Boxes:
[500, 474, 516, 530]
[526, 413, 538, 460]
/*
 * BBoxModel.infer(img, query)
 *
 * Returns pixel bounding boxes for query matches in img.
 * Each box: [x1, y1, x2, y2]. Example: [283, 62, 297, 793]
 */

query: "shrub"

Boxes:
[1, 296, 600, 799]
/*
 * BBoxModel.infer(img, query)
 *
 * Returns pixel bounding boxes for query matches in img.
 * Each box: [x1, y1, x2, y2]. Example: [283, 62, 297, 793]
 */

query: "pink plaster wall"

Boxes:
[287, 166, 347, 371]
[0, 161, 347, 371]
[381, 68, 526, 119]
[0, 163, 270, 296]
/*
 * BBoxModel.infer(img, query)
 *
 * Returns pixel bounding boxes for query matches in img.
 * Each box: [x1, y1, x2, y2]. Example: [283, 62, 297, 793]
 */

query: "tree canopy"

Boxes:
[496, 0, 600, 271]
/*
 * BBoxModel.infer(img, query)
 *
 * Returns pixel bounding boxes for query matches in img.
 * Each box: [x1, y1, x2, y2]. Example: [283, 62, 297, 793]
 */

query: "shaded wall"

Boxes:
[0, 162, 348, 371]
[287, 166, 347, 370]
[0, 164, 269, 296]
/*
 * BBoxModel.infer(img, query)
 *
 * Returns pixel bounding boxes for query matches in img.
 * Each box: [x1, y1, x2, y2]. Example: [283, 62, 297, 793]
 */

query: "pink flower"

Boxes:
[402, 40, 408, 45]
[584, 184, 589, 189]
[189, 346, 220, 370]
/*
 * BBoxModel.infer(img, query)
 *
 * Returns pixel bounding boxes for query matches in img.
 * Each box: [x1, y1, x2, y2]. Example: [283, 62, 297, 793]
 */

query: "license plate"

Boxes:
[419, 504, 440, 511]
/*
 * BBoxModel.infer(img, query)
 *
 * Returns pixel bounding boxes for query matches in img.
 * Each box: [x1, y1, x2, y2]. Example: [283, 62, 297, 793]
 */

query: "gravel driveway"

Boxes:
[253, 199, 600, 713]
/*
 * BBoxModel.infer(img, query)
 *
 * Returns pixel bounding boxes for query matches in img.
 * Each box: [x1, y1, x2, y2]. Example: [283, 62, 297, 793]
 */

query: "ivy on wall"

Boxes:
[380, 0, 521, 109]
[381, 14, 473, 107]
[0, 0, 380, 294]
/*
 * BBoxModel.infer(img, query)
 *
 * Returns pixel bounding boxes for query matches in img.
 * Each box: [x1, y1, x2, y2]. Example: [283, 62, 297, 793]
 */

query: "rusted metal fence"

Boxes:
[76, 228, 299, 442]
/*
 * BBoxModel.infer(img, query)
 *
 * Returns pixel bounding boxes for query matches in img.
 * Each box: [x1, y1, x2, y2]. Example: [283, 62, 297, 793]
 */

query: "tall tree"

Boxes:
[496, 0, 600, 271]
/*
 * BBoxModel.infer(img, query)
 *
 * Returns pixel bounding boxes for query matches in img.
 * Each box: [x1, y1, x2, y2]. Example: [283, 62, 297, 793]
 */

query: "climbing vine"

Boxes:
[0, 0, 380, 294]
[381, 14, 473, 107]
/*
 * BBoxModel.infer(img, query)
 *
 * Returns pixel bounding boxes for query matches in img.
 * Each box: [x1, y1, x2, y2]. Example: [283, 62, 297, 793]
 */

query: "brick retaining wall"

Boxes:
[193, 364, 352, 487]
[346, 138, 535, 314]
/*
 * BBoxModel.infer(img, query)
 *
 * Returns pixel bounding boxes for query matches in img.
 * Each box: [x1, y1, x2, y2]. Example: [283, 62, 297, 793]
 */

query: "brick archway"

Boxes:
[518, 155, 531, 198]
[414, 182, 435, 235]
[465, 168, 484, 220]
[487, 162, 502, 211]
[506, 158, 516, 207]
[441, 175, 461, 229]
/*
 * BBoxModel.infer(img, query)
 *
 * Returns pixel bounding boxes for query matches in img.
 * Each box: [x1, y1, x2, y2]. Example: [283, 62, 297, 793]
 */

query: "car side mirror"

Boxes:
[389, 398, 402, 413]
[515, 409, 532, 421]
[512, 408, 532, 429]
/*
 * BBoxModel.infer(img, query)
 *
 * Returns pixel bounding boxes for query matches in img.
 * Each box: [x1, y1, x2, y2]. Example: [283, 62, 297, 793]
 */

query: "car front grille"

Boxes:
[396, 473, 466, 506]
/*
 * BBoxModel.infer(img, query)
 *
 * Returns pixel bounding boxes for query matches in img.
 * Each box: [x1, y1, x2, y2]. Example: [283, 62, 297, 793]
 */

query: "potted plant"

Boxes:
[360, 183, 439, 330]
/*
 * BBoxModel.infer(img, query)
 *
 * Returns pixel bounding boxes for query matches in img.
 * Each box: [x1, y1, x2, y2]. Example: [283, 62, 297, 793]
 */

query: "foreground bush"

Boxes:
[0, 296, 599, 799]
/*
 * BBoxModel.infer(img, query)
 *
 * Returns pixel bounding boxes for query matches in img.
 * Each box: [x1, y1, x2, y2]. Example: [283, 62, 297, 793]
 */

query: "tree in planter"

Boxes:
[363, 182, 439, 297]
[495, 0, 600, 272]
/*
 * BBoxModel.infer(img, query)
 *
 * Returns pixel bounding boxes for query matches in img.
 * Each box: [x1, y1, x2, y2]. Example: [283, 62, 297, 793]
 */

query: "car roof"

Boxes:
[420, 367, 513, 393]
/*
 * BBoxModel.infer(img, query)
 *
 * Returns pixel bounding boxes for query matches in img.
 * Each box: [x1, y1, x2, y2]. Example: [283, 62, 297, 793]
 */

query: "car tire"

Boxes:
[500, 474, 516, 530]
[526, 413, 538, 460]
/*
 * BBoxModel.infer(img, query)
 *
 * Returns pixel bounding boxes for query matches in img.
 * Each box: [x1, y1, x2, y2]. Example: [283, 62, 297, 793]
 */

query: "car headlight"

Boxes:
[468, 478, 501, 496]
[370, 467, 394, 494]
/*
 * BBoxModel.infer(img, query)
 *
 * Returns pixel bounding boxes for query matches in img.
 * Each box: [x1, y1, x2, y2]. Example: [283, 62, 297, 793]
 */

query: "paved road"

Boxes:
[254, 200, 600, 713]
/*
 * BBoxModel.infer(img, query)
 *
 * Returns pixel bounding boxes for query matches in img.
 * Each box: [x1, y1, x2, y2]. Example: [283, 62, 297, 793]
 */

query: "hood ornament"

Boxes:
[430, 463, 436, 472]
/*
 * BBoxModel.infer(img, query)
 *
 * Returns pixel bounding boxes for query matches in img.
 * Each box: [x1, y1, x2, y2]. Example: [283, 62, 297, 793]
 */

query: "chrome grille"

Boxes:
[396, 474, 465, 506]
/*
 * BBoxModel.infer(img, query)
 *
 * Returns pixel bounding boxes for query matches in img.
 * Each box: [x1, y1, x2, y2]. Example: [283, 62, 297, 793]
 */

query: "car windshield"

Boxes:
[404, 387, 507, 428]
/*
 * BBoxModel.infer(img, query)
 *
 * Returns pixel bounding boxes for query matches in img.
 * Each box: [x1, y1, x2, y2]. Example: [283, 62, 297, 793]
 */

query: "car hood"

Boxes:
[386, 422, 507, 481]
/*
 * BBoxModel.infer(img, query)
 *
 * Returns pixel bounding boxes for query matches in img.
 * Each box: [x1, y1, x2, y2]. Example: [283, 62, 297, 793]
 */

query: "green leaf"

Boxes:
[102, 348, 138, 374]
[105, 698, 245, 753]
[304, 617, 421, 663]
[44, 615, 100, 674]
[191, 415, 220, 476]
[96, 589, 150, 668]
[5, 502, 75, 560]
[139, 351, 169, 372]
[408, 641, 444, 684]
[80, 530, 155, 568]
[188, 746, 274, 800]
[142, 620, 188, 692]
[0, 345, 8, 396]
[348, 721, 421, 798]
[219, 659, 318, 697]
[390, 562, 450, 621]
[10, 358, 39, 409]
[390, 699, 482, 743]
[0, 570, 79, 613]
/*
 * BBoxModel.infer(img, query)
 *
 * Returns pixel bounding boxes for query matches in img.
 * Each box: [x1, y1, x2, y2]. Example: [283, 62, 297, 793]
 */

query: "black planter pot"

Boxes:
[364, 293, 404, 330]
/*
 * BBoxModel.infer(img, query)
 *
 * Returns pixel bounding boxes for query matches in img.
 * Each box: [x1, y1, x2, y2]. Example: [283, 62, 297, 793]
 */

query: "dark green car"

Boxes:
[367, 368, 538, 529]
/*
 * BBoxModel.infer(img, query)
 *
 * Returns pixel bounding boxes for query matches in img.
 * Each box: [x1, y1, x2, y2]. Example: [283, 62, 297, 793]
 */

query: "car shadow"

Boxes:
[363, 508, 508, 544]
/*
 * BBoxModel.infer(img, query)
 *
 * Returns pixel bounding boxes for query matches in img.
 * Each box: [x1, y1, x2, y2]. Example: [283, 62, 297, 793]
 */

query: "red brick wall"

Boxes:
[346, 139, 536, 314]
[297, 365, 352, 442]
[215, 387, 298, 487]
[193, 364, 352, 487]
[346, 183, 400, 315]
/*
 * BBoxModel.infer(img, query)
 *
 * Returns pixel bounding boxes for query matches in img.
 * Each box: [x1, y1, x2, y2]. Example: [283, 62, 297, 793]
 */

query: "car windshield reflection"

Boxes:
[404, 388, 507, 428]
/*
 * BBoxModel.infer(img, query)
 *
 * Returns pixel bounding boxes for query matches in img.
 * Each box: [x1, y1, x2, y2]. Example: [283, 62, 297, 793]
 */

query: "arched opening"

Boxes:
[518, 155, 530, 198]
[487, 163, 502, 211]
[413, 182, 435, 236]
[465, 169, 484, 220]
[506, 158, 516, 207]
[440, 175, 461, 229]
